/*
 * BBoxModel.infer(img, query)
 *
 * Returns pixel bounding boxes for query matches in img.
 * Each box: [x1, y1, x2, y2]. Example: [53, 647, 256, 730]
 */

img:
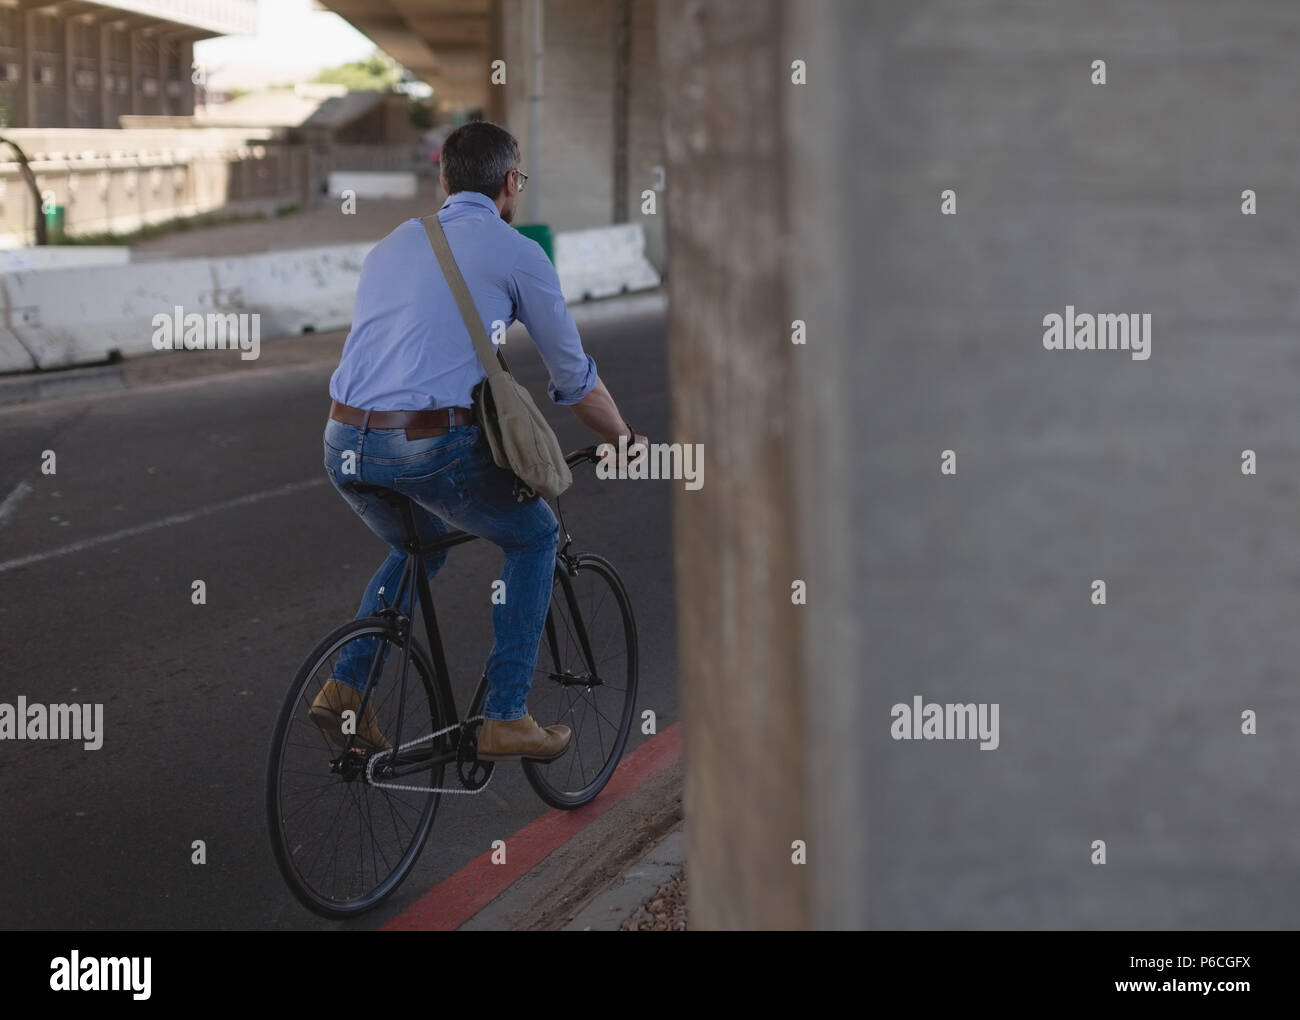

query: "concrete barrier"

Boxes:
[327, 172, 418, 200]
[0, 328, 36, 373]
[0, 247, 131, 273]
[205, 244, 371, 339]
[0, 242, 371, 370]
[0, 223, 664, 374]
[553, 223, 661, 302]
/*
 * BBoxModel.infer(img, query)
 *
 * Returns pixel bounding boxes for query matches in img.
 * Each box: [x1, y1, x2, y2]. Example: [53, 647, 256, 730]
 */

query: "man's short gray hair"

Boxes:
[440, 120, 520, 199]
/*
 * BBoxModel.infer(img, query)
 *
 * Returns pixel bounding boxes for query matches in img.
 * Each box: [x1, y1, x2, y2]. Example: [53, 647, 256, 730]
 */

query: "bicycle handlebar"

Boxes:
[564, 445, 603, 467]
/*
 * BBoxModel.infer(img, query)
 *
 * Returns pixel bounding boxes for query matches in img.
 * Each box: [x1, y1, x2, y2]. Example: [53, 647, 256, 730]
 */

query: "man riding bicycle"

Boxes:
[314, 120, 647, 762]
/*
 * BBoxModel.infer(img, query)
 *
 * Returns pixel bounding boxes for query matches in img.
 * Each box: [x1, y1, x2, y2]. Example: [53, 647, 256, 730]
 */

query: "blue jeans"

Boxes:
[322, 417, 560, 721]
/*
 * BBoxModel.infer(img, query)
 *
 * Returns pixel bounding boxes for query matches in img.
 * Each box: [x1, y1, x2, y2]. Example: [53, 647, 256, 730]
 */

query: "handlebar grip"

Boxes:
[564, 445, 602, 466]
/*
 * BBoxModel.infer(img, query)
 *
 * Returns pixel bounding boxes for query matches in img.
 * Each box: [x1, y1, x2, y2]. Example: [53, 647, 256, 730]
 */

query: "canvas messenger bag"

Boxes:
[421, 213, 573, 502]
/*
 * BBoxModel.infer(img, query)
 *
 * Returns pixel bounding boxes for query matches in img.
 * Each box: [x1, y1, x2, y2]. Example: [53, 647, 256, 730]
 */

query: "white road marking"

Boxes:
[0, 477, 327, 575]
[0, 480, 33, 526]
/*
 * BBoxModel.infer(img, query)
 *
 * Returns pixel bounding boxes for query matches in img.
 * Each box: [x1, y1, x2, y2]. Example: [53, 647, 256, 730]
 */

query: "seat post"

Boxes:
[397, 494, 420, 552]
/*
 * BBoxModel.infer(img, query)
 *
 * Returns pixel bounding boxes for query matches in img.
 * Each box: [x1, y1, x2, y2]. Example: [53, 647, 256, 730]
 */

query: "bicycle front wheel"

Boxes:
[266, 617, 448, 919]
[522, 553, 638, 808]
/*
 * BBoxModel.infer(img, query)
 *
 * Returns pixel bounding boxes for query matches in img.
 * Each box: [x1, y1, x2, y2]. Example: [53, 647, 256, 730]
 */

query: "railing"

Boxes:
[0, 142, 311, 246]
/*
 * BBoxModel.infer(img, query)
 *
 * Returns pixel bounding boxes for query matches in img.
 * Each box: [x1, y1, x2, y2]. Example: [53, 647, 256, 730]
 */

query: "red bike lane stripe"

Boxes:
[381, 720, 681, 931]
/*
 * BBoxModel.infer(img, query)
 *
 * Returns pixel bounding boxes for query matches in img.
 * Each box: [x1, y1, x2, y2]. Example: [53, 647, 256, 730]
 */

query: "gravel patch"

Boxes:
[619, 868, 687, 931]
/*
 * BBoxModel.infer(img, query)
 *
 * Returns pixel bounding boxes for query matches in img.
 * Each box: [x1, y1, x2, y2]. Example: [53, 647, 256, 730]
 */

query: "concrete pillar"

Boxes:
[523, 0, 543, 224]
[22, 10, 35, 127]
[501, 0, 612, 229]
[97, 22, 109, 127]
[781, 0, 871, 931]
[500, 0, 662, 261]
[13, 7, 30, 128]
[627, 0, 662, 269]
[156, 31, 167, 116]
[127, 27, 137, 116]
[485, 0, 506, 124]
[657, 0, 810, 929]
[661, 0, 1300, 931]
[62, 14, 73, 127]
[178, 36, 193, 116]
[612, 0, 629, 222]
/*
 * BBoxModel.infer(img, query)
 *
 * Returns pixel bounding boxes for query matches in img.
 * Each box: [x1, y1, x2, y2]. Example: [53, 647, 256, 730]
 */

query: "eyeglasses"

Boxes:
[513, 168, 528, 192]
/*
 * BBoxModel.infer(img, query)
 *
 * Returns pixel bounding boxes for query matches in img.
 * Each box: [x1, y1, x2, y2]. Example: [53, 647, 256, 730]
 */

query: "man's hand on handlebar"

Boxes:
[566, 431, 650, 470]
[607, 430, 649, 471]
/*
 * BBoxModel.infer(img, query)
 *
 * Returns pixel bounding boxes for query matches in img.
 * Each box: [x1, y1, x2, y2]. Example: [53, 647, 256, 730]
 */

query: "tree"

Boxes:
[313, 51, 402, 92]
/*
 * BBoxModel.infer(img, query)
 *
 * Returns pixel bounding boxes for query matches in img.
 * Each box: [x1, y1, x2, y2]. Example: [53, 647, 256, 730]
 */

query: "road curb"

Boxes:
[461, 757, 684, 931]
[382, 722, 682, 931]
[0, 363, 125, 406]
[568, 289, 667, 326]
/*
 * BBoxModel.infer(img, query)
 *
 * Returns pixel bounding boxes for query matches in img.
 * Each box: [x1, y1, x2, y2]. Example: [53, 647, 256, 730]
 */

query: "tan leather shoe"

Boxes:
[309, 680, 391, 750]
[476, 714, 571, 762]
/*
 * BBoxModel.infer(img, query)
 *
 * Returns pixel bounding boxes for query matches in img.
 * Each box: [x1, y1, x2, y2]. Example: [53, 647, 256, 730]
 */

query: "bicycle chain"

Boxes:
[364, 716, 495, 795]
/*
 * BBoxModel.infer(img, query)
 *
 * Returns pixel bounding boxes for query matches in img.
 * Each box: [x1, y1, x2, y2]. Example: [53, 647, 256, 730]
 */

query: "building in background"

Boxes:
[316, 0, 497, 118]
[0, 0, 256, 129]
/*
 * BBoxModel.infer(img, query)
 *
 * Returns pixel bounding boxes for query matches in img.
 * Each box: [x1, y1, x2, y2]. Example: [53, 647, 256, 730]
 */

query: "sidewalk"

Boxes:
[130, 178, 446, 258]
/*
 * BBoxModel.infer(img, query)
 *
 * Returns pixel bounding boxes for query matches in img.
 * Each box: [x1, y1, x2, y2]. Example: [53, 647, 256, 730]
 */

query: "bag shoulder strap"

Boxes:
[421, 213, 509, 377]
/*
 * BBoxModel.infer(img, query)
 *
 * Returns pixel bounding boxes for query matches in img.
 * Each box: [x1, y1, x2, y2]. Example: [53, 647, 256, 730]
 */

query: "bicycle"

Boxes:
[265, 445, 639, 919]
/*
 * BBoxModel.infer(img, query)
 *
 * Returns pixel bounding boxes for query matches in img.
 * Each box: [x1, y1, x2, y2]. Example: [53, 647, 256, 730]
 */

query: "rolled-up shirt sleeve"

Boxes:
[509, 238, 598, 405]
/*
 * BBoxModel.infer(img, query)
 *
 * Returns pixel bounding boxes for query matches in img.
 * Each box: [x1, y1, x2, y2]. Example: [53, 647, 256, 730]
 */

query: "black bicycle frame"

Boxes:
[345, 448, 604, 779]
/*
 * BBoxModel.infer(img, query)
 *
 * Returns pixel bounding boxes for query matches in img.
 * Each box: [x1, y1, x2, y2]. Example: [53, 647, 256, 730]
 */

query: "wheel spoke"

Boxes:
[269, 623, 446, 917]
[523, 557, 637, 807]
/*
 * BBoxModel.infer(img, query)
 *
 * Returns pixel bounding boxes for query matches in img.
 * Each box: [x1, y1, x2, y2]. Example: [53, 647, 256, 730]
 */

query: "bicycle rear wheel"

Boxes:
[266, 617, 448, 918]
[522, 553, 638, 808]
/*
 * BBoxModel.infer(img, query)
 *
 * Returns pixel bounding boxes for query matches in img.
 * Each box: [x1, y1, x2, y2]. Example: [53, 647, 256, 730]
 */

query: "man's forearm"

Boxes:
[570, 378, 633, 445]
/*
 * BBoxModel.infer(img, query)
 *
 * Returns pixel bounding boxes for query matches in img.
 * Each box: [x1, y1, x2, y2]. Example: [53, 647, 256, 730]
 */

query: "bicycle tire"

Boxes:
[522, 553, 638, 808]
[266, 617, 448, 918]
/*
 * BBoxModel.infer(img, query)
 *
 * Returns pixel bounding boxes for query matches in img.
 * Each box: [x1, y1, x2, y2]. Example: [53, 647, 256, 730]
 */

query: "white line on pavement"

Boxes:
[0, 477, 327, 575]
[0, 480, 33, 527]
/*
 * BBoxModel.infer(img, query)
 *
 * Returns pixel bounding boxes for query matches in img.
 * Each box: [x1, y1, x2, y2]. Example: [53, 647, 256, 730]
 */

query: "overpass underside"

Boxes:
[319, 0, 502, 117]
[319, 0, 664, 268]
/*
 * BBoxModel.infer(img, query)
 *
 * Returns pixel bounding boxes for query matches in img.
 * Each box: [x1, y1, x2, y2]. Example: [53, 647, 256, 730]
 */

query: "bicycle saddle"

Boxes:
[347, 483, 408, 508]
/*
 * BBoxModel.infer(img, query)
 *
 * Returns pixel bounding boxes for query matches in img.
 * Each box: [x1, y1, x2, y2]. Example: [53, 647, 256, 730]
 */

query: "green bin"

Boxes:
[44, 203, 65, 243]
[515, 223, 553, 263]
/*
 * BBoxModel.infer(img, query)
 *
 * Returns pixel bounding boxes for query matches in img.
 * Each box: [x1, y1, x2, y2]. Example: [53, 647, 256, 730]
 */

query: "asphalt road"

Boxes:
[0, 306, 673, 930]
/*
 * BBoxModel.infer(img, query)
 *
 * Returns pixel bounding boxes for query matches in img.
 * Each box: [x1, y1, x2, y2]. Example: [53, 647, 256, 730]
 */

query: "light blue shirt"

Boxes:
[329, 190, 598, 411]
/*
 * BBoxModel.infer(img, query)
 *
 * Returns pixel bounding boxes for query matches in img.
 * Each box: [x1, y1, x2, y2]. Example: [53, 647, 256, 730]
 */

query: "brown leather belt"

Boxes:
[329, 400, 475, 440]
